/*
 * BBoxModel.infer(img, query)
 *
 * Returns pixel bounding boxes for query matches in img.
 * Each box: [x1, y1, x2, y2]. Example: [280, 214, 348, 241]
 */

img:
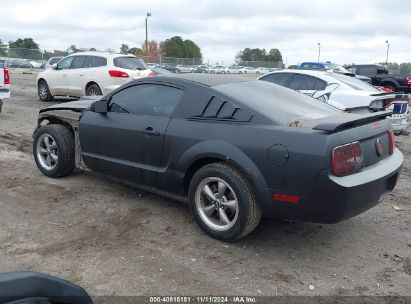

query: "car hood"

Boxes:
[39, 96, 101, 113]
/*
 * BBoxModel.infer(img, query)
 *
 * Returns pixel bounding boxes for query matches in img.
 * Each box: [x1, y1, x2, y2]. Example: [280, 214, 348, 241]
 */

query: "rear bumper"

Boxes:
[260, 149, 403, 223]
[0, 88, 10, 100]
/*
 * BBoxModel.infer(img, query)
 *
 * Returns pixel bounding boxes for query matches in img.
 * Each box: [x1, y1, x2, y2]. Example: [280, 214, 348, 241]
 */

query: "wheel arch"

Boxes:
[179, 140, 269, 197]
[85, 81, 102, 94]
[380, 78, 399, 89]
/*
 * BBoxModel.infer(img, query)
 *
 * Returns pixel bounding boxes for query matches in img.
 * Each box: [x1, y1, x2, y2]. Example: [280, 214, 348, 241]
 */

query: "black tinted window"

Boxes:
[87, 56, 107, 68]
[313, 79, 327, 90]
[288, 74, 318, 90]
[114, 57, 148, 70]
[261, 73, 291, 86]
[70, 56, 87, 69]
[110, 84, 183, 117]
[355, 67, 375, 77]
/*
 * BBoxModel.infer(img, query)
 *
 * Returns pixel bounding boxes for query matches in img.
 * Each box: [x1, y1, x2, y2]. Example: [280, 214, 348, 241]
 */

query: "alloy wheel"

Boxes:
[195, 177, 239, 231]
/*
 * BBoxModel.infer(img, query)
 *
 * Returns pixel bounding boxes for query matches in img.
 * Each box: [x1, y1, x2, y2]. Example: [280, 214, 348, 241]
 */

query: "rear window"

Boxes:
[114, 57, 148, 70]
[261, 73, 291, 86]
[214, 81, 341, 125]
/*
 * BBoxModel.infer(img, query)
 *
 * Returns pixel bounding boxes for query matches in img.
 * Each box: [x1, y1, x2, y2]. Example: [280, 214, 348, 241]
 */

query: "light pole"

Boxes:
[317, 42, 321, 62]
[145, 12, 151, 55]
[385, 40, 390, 64]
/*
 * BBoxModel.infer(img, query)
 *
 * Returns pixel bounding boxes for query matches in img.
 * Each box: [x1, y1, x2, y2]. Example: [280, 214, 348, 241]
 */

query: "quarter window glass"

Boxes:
[313, 79, 327, 90]
[57, 57, 74, 70]
[109, 84, 183, 117]
[70, 56, 87, 69]
[87, 56, 107, 68]
[114, 57, 147, 70]
[260, 73, 291, 86]
[288, 74, 317, 90]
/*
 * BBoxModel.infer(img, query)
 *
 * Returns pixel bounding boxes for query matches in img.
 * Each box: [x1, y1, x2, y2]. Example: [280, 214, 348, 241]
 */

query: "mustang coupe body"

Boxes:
[33, 75, 403, 240]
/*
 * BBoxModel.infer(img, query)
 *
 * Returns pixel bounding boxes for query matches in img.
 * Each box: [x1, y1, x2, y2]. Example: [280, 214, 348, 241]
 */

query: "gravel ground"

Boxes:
[0, 71, 410, 297]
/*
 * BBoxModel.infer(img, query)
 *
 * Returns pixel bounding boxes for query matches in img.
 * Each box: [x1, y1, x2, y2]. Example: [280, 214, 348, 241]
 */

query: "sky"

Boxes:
[1, 0, 411, 66]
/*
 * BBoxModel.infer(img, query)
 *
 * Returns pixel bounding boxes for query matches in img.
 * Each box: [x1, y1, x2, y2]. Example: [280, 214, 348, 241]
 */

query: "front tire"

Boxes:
[188, 162, 262, 241]
[38, 80, 53, 101]
[33, 125, 75, 178]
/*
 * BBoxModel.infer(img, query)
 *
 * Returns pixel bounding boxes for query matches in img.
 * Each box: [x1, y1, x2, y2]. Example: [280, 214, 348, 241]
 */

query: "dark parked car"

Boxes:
[32, 75, 403, 240]
[160, 63, 177, 73]
[348, 64, 411, 92]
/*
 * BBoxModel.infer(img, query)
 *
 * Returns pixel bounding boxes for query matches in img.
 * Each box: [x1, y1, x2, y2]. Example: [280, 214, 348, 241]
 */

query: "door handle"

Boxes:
[142, 127, 160, 136]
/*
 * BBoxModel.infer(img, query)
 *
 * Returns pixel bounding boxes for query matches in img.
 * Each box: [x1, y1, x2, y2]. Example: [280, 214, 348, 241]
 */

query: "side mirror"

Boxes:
[52, 64, 58, 70]
[92, 100, 109, 113]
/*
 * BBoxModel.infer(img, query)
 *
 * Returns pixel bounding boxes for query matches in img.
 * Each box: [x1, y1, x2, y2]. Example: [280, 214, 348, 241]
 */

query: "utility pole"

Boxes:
[385, 40, 390, 64]
[145, 13, 151, 55]
[317, 42, 321, 62]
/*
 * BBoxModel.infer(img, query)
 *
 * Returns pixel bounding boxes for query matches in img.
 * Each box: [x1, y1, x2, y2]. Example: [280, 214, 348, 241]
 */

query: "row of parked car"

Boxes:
[149, 63, 278, 75]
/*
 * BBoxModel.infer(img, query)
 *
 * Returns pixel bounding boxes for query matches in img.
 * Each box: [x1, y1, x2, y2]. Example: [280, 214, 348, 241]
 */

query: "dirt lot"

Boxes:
[0, 71, 410, 297]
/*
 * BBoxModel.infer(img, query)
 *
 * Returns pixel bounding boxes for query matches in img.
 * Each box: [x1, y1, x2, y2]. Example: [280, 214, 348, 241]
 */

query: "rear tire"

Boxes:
[188, 162, 262, 241]
[86, 83, 102, 96]
[38, 80, 53, 101]
[33, 124, 75, 178]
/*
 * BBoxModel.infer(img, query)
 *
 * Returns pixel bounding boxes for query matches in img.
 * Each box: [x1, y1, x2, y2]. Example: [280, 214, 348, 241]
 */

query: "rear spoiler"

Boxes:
[310, 111, 392, 132]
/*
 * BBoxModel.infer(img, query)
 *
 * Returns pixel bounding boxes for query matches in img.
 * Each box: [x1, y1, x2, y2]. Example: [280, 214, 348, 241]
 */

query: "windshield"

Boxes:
[114, 57, 148, 70]
[329, 73, 379, 91]
[214, 81, 341, 125]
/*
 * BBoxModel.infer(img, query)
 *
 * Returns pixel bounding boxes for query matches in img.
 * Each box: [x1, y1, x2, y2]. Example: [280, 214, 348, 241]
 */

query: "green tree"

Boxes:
[8, 38, 40, 59]
[128, 47, 143, 56]
[163, 36, 202, 59]
[236, 47, 282, 63]
[0, 39, 6, 56]
[120, 43, 129, 54]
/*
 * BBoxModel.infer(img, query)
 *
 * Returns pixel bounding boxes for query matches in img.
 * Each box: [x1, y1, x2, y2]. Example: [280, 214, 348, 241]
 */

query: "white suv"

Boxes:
[37, 52, 153, 101]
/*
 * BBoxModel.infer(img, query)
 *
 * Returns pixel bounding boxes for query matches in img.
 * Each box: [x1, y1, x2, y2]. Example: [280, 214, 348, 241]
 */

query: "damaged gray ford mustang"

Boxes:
[32, 74, 403, 240]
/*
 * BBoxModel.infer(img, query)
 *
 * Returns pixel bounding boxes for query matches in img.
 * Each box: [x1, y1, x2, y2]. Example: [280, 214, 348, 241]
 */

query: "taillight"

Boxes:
[388, 129, 395, 155]
[4, 68, 10, 84]
[332, 141, 364, 176]
[406, 77, 411, 85]
[108, 70, 129, 78]
[147, 71, 155, 77]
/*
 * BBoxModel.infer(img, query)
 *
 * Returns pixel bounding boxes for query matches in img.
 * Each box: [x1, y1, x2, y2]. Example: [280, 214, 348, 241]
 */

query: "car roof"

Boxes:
[67, 51, 141, 59]
[263, 68, 336, 78]
[146, 74, 250, 87]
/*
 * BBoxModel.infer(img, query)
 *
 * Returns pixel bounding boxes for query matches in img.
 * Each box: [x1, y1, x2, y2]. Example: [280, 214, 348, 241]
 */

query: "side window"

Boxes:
[261, 73, 291, 86]
[57, 57, 74, 70]
[87, 56, 107, 68]
[313, 78, 327, 90]
[356, 67, 374, 77]
[288, 74, 318, 90]
[109, 84, 184, 117]
[70, 56, 87, 69]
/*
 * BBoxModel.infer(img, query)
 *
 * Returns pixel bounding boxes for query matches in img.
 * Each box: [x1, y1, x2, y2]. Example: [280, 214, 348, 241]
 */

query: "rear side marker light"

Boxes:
[332, 141, 364, 176]
[272, 194, 301, 203]
[109, 70, 129, 78]
[388, 128, 395, 155]
[4, 68, 10, 84]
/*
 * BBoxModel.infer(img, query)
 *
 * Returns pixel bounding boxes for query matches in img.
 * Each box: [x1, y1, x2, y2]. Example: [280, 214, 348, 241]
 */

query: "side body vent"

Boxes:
[191, 95, 252, 122]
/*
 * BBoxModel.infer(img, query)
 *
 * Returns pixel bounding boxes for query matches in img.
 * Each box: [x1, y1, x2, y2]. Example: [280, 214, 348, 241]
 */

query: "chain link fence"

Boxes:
[0, 47, 283, 71]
